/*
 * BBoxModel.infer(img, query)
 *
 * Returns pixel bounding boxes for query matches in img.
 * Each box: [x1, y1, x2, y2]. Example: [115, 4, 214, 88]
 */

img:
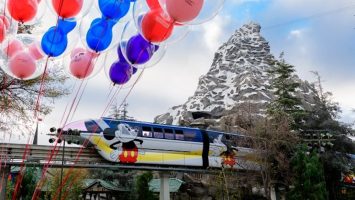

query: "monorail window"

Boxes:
[175, 130, 184, 140]
[184, 130, 200, 142]
[208, 131, 222, 143]
[164, 129, 174, 139]
[128, 124, 141, 135]
[142, 126, 152, 137]
[153, 127, 164, 139]
[84, 120, 102, 133]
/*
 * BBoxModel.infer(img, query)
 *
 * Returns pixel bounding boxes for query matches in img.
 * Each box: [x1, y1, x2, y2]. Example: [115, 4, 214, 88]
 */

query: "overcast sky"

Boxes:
[2, 0, 354, 144]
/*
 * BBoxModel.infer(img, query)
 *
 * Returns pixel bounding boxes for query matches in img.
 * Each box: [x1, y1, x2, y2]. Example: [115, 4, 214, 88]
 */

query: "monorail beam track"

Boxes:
[0, 143, 237, 173]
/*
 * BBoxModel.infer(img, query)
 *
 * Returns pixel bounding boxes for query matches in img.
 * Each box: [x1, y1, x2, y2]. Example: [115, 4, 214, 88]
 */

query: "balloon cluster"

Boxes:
[68, 0, 137, 80]
[0, 0, 225, 83]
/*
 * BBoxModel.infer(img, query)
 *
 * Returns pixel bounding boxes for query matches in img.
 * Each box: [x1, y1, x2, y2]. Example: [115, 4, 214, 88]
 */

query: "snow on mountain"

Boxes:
[155, 22, 316, 125]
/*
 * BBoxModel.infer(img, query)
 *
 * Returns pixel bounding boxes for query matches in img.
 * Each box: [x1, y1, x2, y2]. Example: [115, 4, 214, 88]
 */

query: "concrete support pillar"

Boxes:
[0, 165, 11, 200]
[270, 186, 277, 200]
[159, 172, 170, 200]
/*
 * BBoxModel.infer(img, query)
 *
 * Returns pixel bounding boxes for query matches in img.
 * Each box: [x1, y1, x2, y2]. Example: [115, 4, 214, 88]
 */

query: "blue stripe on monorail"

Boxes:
[100, 117, 248, 144]
[102, 118, 204, 143]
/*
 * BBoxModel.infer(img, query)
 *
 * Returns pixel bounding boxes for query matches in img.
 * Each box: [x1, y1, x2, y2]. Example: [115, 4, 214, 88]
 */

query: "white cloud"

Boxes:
[201, 15, 231, 52]
[288, 29, 304, 39]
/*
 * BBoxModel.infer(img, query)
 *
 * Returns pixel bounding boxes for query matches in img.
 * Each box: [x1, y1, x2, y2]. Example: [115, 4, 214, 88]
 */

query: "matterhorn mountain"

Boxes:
[155, 22, 317, 129]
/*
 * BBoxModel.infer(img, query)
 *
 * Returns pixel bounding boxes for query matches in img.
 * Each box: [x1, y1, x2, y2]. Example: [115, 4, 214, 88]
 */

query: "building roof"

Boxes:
[149, 178, 184, 193]
[83, 179, 129, 192]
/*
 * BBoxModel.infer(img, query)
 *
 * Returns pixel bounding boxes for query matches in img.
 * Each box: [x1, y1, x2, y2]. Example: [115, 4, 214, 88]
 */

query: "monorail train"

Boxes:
[52, 118, 256, 169]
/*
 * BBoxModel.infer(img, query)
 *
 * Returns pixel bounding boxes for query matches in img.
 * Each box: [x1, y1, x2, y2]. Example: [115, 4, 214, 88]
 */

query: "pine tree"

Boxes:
[304, 71, 343, 132]
[288, 145, 328, 200]
[135, 172, 156, 200]
[108, 100, 135, 120]
[267, 54, 306, 130]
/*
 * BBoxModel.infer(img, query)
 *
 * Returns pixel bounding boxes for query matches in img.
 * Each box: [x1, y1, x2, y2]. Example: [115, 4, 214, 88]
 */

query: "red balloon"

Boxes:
[3, 39, 24, 58]
[52, 0, 83, 18]
[7, 0, 38, 23]
[69, 48, 97, 79]
[141, 9, 174, 43]
[0, 15, 10, 30]
[165, 0, 204, 23]
[0, 20, 6, 43]
[146, 0, 161, 10]
[9, 51, 36, 79]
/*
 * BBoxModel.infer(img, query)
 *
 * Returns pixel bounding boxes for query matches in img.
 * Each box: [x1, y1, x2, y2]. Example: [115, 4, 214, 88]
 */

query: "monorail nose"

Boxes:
[60, 119, 103, 134]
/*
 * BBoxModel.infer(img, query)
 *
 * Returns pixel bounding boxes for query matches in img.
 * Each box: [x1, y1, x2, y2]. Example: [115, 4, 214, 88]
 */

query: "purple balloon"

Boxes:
[117, 41, 126, 61]
[132, 66, 137, 74]
[109, 60, 132, 85]
[126, 34, 155, 65]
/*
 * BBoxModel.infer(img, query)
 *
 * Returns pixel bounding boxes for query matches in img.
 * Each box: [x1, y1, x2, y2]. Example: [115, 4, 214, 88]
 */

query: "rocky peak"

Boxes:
[155, 22, 316, 129]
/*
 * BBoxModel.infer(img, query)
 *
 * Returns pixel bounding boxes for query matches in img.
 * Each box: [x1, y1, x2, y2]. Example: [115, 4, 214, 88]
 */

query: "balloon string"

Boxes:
[102, 85, 122, 116]
[33, 0, 66, 119]
[56, 70, 145, 199]
[58, 15, 175, 196]
[30, 0, 68, 198]
[12, 135, 33, 200]
[31, 77, 87, 200]
[32, 50, 103, 199]
[106, 82, 115, 99]
[57, 21, 172, 195]
[54, 75, 125, 199]
[33, 56, 50, 119]
[53, 86, 123, 200]
[3, 0, 7, 15]
[69, 81, 88, 122]
[35, 11, 111, 183]
[0, 75, 8, 112]
[53, 0, 154, 196]
[59, 80, 78, 125]
[55, 12, 168, 197]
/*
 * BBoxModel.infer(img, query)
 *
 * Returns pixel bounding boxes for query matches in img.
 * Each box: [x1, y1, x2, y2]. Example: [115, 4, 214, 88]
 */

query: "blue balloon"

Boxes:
[99, 0, 131, 21]
[41, 19, 77, 57]
[109, 60, 132, 85]
[58, 18, 77, 34]
[86, 17, 116, 52]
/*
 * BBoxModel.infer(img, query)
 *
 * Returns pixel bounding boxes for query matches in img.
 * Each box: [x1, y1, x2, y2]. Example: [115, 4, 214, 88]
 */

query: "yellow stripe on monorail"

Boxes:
[91, 135, 203, 162]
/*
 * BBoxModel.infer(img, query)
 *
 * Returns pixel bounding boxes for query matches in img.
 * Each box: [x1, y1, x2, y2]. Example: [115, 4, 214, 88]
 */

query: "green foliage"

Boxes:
[6, 178, 14, 199]
[6, 167, 41, 199]
[288, 145, 328, 200]
[49, 168, 88, 200]
[267, 55, 307, 129]
[135, 172, 156, 200]
[20, 167, 41, 200]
